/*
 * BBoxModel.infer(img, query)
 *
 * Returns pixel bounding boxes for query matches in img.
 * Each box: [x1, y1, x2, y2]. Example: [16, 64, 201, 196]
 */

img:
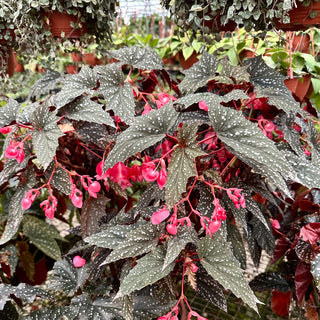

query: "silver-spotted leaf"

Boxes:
[311, 253, 320, 289]
[109, 45, 163, 70]
[227, 223, 247, 269]
[178, 51, 219, 93]
[62, 96, 115, 127]
[31, 103, 64, 170]
[214, 58, 250, 84]
[198, 234, 260, 313]
[23, 306, 77, 320]
[0, 98, 21, 127]
[96, 64, 135, 124]
[104, 223, 164, 264]
[104, 102, 178, 170]
[162, 226, 198, 270]
[0, 244, 18, 277]
[116, 245, 175, 298]
[166, 123, 206, 207]
[0, 283, 52, 311]
[55, 66, 98, 108]
[249, 272, 291, 292]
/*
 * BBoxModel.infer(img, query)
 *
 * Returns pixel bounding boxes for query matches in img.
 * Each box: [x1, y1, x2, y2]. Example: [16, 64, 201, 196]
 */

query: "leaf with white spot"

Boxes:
[0, 283, 52, 311]
[104, 223, 164, 264]
[31, 103, 64, 170]
[24, 306, 77, 320]
[311, 253, 320, 289]
[244, 56, 300, 114]
[81, 194, 109, 238]
[178, 52, 219, 94]
[55, 66, 98, 108]
[249, 272, 291, 292]
[306, 120, 320, 168]
[195, 266, 227, 311]
[84, 224, 141, 249]
[0, 171, 37, 245]
[166, 123, 206, 207]
[227, 224, 246, 269]
[162, 226, 198, 271]
[62, 96, 115, 127]
[97, 64, 136, 123]
[104, 102, 178, 170]
[49, 258, 88, 296]
[214, 59, 250, 84]
[109, 45, 163, 70]
[198, 234, 260, 313]
[45, 162, 72, 195]
[0, 244, 18, 277]
[28, 70, 61, 100]
[116, 245, 175, 298]
[0, 98, 21, 127]
[208, 104, 295, 196]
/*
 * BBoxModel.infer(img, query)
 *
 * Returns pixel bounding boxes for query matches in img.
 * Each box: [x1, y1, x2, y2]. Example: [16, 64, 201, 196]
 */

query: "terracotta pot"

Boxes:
[46, 11, 87, 38]
[284, 74, 312, 102]
[239, 49, 256, 60]
[66, 64, 78, 74]
[82, 53, 102, 66]
[292, 34, 310, 53]
[71, 52, 82, 62]
[276, 1, 320, 31]
[13, 52, 24, 73]
[179, 51, 199, 70]
[0, 47, 14, 77]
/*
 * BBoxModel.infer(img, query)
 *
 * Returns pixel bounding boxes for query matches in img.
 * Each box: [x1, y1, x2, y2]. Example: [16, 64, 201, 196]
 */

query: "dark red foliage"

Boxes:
[271, 290, 292, 318]
[295, 262, 313, 306]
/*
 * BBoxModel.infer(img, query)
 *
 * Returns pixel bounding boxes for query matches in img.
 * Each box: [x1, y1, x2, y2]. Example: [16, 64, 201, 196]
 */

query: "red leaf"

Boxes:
[295, 262, 313, 306]
[300, 223, 320, 244]
[271, 237, 291, 264]
[271, 289, 292, 318]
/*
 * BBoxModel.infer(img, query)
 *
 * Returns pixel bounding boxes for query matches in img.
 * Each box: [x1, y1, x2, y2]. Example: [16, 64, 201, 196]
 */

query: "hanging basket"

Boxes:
[276, 1, 320, 31]
[284, 74, 312, 102]
[45, 11, 87, 38]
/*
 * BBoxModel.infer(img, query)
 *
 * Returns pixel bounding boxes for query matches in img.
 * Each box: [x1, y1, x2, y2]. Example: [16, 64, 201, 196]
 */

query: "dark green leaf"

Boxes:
[178, 51, 219, 93]
[227, 224, 246, 269]
[104, 102, 178, 170]
[166, 123, 206, 207]
[81, 194, 109, 238]
[24, 306, 77, 320]
[306, 120, 320, 168]
[249, 272, 291, 292]
[162, 226, 198, 270]
[55, 66, 98, 108]
[49, 258, 88, 296]
[96, 64, 135, 124]
[62, 96, 115, 127]
[198, 234, 259, 312]
[116, 245, 175, 298]
[0, 244, 18, 277]
[0, 99, 21, 127]
[104, 223, 164, 264]
[109, 45, 163, 70]
[214, 59, 250, 84]
[45, 163, 72, 195]
[0, 283, 52, 311]
[31, 103, 64, 170]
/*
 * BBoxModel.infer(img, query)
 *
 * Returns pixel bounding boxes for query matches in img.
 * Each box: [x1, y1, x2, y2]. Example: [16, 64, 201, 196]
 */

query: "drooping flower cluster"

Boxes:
[5, 141, 25, 163]
[40, 195, 58, 219]
[70, 183, 83, 208]
[21, 189, 40, 210]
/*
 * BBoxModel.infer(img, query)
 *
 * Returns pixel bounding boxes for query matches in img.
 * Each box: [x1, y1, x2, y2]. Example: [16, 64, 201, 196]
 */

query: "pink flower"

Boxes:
[5, 141, 24, 163]
[129, 164, 144, 183]
[157, 168, 167, 189]
[70, 184, 83, 208]
[73, 255, 86, 268]
[199, 100, 208, 111]
[110, 162, 132, 190]
[142, 161, 159, 181]
[40, 195, 58, 219]
[88, 181, 101, 197]
[155, 92, 177, 109]
[271, 219, 280, 229]
[151, 208, 170, 224]
[0, 126, 12, 134]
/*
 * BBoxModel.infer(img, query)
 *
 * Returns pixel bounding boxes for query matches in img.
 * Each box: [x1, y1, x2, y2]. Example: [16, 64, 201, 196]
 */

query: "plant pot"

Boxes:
[276, 1, 320, 31]
[179, 51, 199, 70]
[292, 34, 310, 53]
[13, 52, 24, 73]
[71, 52, 82, 62]
[284, 74, 312, 102]
[0, 47, 14, 77]
[239, 49, 256, 60]
[46, 11, 87, 38]
[82, 53, 102, 66]
[66, 64, 78, 74]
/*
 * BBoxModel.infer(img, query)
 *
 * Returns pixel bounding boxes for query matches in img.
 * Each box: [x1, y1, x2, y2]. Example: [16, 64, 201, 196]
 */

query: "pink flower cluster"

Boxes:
[70, 183, 83, 208]
[226, 188, 246, 209]
[142, 92, 177, 115]
[5, 141, 25, 163]
[40, 195, 58, 219]
[0, 126, 12, 134]
[21, 189, 40, 210]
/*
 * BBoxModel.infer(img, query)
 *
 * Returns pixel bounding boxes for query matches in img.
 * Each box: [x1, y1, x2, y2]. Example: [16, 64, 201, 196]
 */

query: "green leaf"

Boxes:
[0, 283, 52, 310]
[214, 59, 250, 84]
[208, 103, 295, 197]
[104, 102, 178, 170]
[116, 245, 175, 298]
[85, 224, 141, 249]
[22, 217, 62, 260]
[195, 266, 227, 311]
[162, 226, 198, 270]
[227, 224, 246, 269]
[31, 103, 64, 170]
[165, 123, 206, 207]
[96, 64, 135, 124]
[104, 223, 164, 264]
[0, 172, 37, 245]
[55, 66, 98, 108]
[178, 51, 219, 94]
[244, 56, 300, 114]
[28, 70, 61, 100]
[249, 272, 291, 292]
[311, 253, 320, 289]
[122, 294, 133, 320]
[62, 96, 115, 127]
[0, 99, 21, 127]
[109, 45, 164, 70]
[198, 234, 259, 313]
[81, 194, 109, 238]
[49, 258, 88, 296]
[0, 244, 18, 277]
